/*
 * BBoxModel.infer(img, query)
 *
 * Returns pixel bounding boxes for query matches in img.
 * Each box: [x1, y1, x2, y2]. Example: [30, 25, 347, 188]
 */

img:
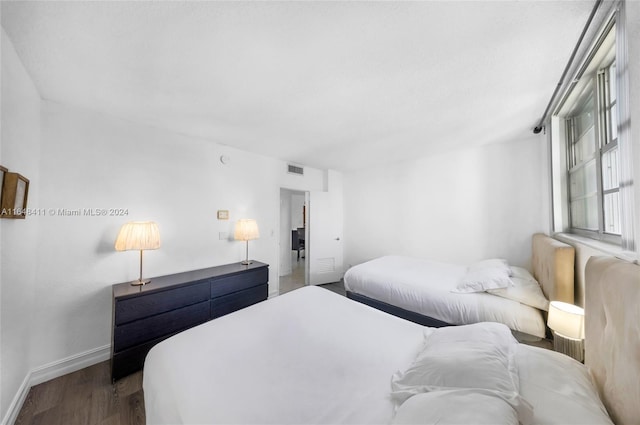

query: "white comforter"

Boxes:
[144, 286, 426, 424]
[143, 286, 611, 425]
[344, 256, 546, 337]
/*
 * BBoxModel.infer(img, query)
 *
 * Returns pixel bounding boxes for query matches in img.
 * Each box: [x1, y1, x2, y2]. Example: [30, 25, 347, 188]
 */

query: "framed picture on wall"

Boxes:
[1, 172, 29, 219]
[0, 166, 6, 204]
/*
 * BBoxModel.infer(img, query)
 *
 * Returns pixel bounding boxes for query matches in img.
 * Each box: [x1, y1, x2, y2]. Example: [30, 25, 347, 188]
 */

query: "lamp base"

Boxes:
[130, 279, 150, 286]
[552, 331, 584, 362]
[241, 260, 253, 265]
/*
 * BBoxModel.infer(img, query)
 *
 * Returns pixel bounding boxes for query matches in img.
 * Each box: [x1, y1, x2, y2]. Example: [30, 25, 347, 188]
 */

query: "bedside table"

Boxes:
[511, 330, 553, 350]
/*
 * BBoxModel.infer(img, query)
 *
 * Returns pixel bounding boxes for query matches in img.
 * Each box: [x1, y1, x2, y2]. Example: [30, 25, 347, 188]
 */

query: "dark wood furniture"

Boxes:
[111, 261, 269, 381]
[291, 228, 305, 261]
[347, 291, 450, 327]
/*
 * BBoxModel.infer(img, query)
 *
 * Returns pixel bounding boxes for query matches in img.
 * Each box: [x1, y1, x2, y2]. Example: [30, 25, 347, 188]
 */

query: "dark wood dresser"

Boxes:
[111, 261, 269, 381]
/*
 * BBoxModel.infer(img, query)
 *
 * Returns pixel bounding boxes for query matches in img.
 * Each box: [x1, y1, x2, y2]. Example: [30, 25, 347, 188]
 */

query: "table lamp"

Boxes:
[115, 221, 161, 285]
[547, 300, 585, 362]
[234, 219, 259, 265]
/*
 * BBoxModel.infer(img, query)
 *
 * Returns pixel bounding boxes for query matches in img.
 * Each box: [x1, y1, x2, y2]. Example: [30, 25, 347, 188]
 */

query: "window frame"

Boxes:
[554, 19, 622, 245]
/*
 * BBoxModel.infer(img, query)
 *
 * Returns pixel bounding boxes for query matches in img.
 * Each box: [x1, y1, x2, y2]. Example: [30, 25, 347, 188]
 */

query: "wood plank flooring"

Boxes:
[14, 282, 346, 425]
[15, 361, 144, 425]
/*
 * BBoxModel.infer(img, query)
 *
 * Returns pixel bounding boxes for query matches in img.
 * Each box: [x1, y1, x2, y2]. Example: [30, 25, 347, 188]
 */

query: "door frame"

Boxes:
[278, 188, 308, 293]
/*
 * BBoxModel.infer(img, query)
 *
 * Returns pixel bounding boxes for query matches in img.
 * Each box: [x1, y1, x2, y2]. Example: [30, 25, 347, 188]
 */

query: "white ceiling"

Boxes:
[1, 1, 594, 171]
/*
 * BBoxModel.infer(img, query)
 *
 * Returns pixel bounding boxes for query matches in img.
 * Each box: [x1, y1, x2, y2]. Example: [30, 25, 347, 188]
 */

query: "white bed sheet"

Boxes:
[343, 255, 546, 337]
[517, 344, 613, 424]
[143, 286, 427, 424]
[143, 286, 610, 425]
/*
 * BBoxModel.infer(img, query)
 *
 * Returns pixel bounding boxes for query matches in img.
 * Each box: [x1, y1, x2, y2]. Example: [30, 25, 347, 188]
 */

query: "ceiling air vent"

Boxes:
[287, 164, 304, 176]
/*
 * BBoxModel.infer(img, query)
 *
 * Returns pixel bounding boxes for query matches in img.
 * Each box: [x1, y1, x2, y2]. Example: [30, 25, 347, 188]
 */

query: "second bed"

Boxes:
[344, 234, 575, 338]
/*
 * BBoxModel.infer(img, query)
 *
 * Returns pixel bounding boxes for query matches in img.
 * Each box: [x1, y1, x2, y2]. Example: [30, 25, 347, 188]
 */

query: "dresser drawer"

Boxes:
[114, 300, 209, 352]
[115, 281, 209, 325]
[210, 268, 268, 298]
[211, 283, 268, 319]
[111, 336, 165, 381]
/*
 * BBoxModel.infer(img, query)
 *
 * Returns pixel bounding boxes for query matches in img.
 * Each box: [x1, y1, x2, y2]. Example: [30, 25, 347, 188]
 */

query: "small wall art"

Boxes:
[1, 171, 29, 219]
[0, 166, 6, 204]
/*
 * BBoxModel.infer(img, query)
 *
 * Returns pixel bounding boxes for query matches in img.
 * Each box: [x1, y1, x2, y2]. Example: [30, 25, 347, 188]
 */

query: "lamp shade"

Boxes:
[234, 219, 259, 241]
[547, 301, 585, 340]
[115, 221, 161, 251]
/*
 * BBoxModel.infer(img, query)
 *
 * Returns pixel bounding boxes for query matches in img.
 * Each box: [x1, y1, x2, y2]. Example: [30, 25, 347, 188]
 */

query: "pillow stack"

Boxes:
[488, 266, 549, 311]
[453, 259, 549, 311]
[453, 258, 513, 293]
[391, 322, 533, 425]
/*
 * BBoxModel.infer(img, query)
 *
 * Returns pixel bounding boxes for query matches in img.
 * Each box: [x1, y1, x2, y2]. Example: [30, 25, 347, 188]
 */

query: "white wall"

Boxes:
[27, 99, 324, 368]
[0, 29, 327, 422]
[291, 194, 305, 230]
[344, 135, 550, 270]
[0, 28, 42, 421]
[279, 189, 293, 276]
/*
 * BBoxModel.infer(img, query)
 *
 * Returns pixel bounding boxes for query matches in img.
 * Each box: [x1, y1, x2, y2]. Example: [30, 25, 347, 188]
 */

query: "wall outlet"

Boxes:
[219, 232, 228, 240]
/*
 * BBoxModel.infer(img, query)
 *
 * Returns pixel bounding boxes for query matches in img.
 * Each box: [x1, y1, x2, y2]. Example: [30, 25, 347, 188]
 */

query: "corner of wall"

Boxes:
[1, 26, 43, 423]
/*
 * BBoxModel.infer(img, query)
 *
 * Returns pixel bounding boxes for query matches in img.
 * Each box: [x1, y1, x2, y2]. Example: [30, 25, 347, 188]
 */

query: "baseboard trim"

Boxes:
[30, 344, 111, 387]
[1, 344, 111, 425]
[1, 374, 30, 425]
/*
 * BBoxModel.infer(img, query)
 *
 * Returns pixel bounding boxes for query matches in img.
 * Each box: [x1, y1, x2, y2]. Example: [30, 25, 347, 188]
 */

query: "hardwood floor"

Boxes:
[278, 253, 306, 294]
[319, 280, 347, 297]
[14, 282, 346, 425]
[15, 361, 144, 425]
[279, 252, 346, 297]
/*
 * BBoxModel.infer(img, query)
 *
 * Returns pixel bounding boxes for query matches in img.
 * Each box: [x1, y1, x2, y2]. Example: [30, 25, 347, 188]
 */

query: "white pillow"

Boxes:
[391, 323, 533, 424]
[468, 258, 513, 276]
[453, 267, 513, 293]
[510, 265, 536, 281]
[488, 276, 550, 311]
[517, 345, 614, 424]
[392, 390, 518, 425]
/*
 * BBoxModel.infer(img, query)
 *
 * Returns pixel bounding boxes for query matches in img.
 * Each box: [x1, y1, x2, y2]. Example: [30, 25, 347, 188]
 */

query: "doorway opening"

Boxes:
[279, 188, 307, 294]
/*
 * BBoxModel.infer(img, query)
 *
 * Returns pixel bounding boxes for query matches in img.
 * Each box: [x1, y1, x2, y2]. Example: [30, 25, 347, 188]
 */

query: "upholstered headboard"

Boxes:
[531, 233, 575, 303]
[585, 256, 640, 425]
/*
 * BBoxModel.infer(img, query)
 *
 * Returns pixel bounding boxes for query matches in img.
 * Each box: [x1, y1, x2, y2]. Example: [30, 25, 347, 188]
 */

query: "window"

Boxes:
[599, 64, 620, 235]
[554, 21, 623, 245]
[551, 3, 635, 253]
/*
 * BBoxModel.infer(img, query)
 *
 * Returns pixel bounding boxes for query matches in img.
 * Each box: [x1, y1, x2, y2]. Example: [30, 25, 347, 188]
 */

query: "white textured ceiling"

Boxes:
[1, 1, 594, 171]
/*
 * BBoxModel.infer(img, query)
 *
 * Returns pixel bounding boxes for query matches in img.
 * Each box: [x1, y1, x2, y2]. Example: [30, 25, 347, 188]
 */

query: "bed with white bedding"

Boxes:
[144, 286, 426, 424]
[344, 234, 575, 338]
[143, 254, 639, 424]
